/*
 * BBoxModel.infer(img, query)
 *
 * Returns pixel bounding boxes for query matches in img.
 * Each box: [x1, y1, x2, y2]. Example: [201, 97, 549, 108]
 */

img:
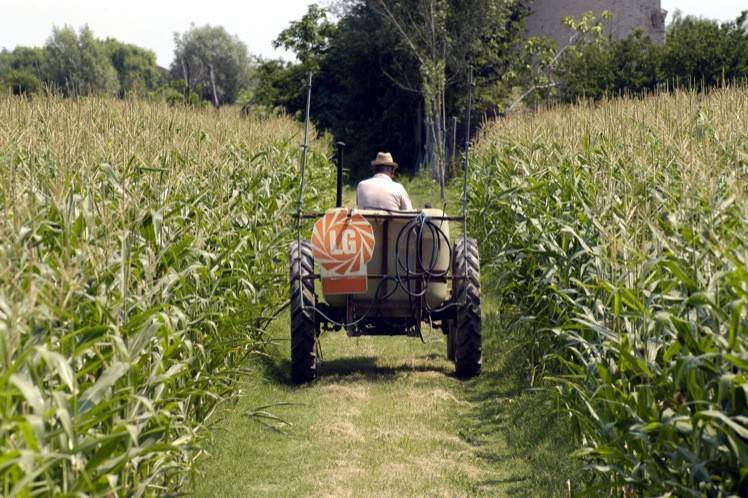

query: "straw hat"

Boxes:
[371, 152, 399, 168]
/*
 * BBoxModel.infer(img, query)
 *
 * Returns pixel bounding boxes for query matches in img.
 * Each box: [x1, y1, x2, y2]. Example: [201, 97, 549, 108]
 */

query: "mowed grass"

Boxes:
[198, 323, 476, 497]
[196, 309, 577, 497]
[196, 181, 577, 497]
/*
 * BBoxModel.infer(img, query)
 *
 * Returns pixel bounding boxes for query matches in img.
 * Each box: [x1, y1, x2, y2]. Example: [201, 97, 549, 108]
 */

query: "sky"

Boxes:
[0, 1, 746, 68]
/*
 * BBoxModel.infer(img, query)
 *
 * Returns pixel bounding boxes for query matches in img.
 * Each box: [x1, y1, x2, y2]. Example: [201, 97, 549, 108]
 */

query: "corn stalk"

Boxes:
[472, 86, 748, 495]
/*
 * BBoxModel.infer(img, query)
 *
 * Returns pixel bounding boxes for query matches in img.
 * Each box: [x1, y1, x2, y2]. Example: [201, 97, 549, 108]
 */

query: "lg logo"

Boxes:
[329, 229, 358, 255]
[312, 209, 375, 283]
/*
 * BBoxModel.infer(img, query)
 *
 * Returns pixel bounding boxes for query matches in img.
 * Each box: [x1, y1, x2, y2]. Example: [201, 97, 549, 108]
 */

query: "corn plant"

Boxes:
[471, 87, 748, 495]
[0, 96, 333, 496]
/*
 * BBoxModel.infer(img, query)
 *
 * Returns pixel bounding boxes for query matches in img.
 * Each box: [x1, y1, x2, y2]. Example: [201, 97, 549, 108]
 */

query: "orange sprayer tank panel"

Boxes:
[312, 209, 375, 295]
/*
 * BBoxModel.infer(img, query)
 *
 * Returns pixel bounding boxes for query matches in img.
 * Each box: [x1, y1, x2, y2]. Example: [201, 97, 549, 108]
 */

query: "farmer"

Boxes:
[356, 152, 413, 211]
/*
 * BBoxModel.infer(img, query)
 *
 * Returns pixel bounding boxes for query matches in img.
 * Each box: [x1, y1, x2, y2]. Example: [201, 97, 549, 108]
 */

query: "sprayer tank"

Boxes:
[323, 209, 451, 314]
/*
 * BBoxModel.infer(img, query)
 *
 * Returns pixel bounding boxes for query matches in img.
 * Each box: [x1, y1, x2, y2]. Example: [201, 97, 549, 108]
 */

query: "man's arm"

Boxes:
[399, 186, 413, 210]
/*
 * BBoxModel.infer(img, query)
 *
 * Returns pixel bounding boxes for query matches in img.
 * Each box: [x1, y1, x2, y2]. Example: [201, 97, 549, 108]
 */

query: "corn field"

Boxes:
[0, 96, 332, 496]
[471, 87, 748, 495]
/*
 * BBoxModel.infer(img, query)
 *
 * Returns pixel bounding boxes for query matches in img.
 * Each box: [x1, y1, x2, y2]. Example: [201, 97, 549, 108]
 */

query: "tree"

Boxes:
[507, 11, 611, 112]
[171, 25, 251, 105]
[274, 3, 337, 71]
[555, 37, 612, 101]
[458, 3, 529, 121]
[261, 3, 339, 115]
[103, 39, 163, 97]
[1, 69, 41, 96]
[155, 79, 204, 107]
[247, 59, 308, 115]
[5, 46, 49, 82]
[609, 31, 661, 95]
[0, 50, 9, 75]
[369, 0, 520, 198]
[663, 11, 748, 88]
[554, 11, 748, 103]
[250, 1, 525, 179]
[314, 1, 422, 174]
[45, 26, 119, 96]
[555, 30, 661, 102]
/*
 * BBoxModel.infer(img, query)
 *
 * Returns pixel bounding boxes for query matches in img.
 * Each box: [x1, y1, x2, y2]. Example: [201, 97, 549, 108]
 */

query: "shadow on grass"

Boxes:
[255, 343, 296, 386]
[257, 348, 452, 387]
[458, 311, 581, 497]
[320, 355, 452, 379]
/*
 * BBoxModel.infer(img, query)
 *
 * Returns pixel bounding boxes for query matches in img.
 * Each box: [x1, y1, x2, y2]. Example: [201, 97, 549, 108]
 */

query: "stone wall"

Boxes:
[525, 0, 667, 46]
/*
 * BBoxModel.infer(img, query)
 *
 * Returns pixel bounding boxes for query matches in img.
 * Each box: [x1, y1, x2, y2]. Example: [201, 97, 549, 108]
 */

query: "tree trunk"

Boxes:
[208, 64, 220, 109]
[450, 116, 458, 164]
[181, 60, 190, 88]
[415, 100, 423, 171]
[421, 61, 447, 200]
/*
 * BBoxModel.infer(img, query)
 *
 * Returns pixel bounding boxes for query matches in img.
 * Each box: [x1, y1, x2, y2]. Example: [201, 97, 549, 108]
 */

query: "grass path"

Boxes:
[194, 308, 577, 497]
[194, 179, 577, 496]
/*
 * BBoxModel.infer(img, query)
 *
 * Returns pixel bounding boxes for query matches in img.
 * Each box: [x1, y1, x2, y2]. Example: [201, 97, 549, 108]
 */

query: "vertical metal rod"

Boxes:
[296, 72, 313, 314]
[462, 69, 472, 245]
[461, 68, 473, 300]
[296, 72, 313, 222]
[336, 141, 346, 208]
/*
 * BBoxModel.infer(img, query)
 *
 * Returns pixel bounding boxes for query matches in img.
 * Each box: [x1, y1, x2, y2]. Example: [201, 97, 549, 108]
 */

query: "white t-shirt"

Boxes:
[356, 173, 413, 211]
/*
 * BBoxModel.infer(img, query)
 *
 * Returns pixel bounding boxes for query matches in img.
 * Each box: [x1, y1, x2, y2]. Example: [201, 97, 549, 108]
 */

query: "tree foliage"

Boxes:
[508, 11, 611, 111]
[1, 47, 48, 96]
[45, 26, 119, 96]
[556, 11, 748, 103]
[0, 24, 237, 105]
[274, 4, 337, 71]
[1, 69, 41, 96]
[1, 26, 162, 98]
[171, 24, 252, 105]
[557, 30, 661, 101]
[3, 46, 49, 81]
[663, 11, 748, 88]
[315, 2, 422, 173]
[369, 0, 523, 195]
[251, 0, 527, 179]
[104, 39, 163, 97]
[155, 79, 205, 107]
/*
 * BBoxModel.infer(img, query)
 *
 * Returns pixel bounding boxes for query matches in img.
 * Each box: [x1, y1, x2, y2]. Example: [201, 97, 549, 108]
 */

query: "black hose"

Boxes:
[395, 212, 452, 298]
[310, 275, 399, 328]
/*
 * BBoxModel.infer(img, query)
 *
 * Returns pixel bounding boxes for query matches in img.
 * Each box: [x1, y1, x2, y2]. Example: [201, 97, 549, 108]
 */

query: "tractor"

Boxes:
[289, 73, 481, 383]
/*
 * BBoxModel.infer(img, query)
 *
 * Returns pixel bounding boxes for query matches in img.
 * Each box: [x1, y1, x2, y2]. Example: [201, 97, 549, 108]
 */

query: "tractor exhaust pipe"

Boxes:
[335, 141, 346, 208]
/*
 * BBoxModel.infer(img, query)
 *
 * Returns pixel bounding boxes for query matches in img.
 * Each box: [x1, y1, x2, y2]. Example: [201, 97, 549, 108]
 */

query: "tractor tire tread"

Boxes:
[453, 238, 482, 378]
[290, 241, 316, 384]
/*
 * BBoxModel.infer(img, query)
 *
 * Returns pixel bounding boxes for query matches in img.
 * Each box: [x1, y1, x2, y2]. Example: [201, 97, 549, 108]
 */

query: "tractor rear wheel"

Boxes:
[452, 238, 482, 378]
[289, 240, 317, 384]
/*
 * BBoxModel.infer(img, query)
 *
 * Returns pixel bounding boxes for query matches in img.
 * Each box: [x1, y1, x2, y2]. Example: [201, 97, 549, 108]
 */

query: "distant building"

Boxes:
[525, 0, 667, 46]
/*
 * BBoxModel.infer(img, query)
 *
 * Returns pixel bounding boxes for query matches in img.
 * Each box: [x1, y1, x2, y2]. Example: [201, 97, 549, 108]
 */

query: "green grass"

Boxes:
[196, 307, 577, 497]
